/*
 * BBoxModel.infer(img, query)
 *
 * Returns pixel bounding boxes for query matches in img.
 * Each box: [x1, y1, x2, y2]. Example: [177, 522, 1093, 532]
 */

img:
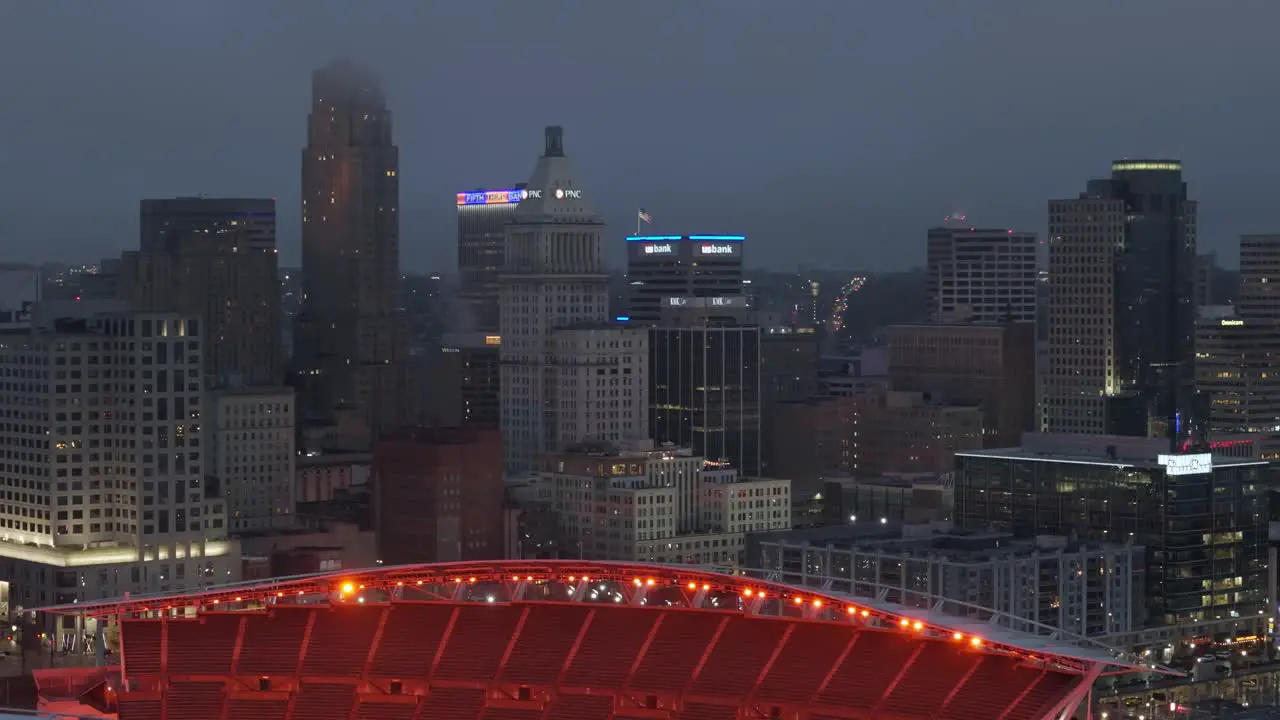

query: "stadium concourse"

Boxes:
[30, 560, 1172, 720]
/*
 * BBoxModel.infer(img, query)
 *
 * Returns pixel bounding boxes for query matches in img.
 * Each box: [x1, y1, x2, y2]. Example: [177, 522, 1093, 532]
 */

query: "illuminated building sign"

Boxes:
[456, 189, 526, 206]
[553, 188, 582, 199]
[700, 244, 735, 255]
[1157, 453, 1212, 476]
[1221, 319, 1244, 326]
[484, 335, 501, 346]
[644, 244, 674, 255]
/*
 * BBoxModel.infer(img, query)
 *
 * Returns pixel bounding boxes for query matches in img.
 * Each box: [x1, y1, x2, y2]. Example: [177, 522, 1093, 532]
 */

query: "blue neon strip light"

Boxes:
[615, 316, 631, 321]
[625, 235, 746, 242]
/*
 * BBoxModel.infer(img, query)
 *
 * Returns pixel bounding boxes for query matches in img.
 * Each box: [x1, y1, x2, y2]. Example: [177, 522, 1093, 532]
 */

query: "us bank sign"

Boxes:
[643, 244, 674, 255]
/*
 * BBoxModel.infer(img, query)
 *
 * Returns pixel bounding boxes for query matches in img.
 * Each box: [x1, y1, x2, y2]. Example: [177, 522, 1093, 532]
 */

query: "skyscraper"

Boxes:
[925, 227, 1037, 323]
[457, 186, 525, 332]
[294, 60, 412, 444]
[499, 127, 649, 474]
[626, 234, 745, 325]
[120, 197, 282, 387]
[1043, 160, 1198, 446]
[1195, 235, 1280, 458]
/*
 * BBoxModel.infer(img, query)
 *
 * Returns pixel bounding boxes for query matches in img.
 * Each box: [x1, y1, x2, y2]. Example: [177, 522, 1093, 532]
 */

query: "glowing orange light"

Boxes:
[812, 599, 823, 608]
[512, 575, 519, 581]
[417, 581, 424, 585]
[583, 576, 590, 582]
[846, 607, 857, 614]
[793, 596, 804, 605]
[569, 576, 577, 582]
[860, 610, 869, 617]
[953, 632, 963, 641]
[743, 588, 754, 597]
[912, 621, 923, 631]
[702, 584, 710, 591]
[645, 578, 655, 586]
[633, 578, 642, 586]
[396, 582, 404, 587]
[970, 637, 982, 647]
[234, 597, 242, 602]
[358, 584, 366, 590]
[758, 591, 766, 598]
[341, 583, 355, 595]
[468, 577, 477, 584]
[276, 592, 283, 597]
[525, 576, 532, 581]
[454, 578, 462, 584]
[687, 582, 697, 590]
[899, 618, 910, 627]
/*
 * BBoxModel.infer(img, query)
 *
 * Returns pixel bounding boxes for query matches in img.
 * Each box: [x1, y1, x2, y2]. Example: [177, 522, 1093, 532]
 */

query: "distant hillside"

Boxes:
[839, 270, 929, 344]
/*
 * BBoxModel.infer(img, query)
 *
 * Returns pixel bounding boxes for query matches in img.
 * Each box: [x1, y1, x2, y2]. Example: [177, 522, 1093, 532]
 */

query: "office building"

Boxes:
[1043, 160, 1198, 445]
[207, 387, 297, 532]
[534, 443, 790, 565]
[925, 227, 1037, 323]
[456, 186, 525, 332]
[883, 322, 1035, 447]
[955, 433, 1268, 639]
[120, 197, 282, 387]
[1195, 252, 1216, 309]
[626, 234, 745, 324]
[373, 427, 504, 564]
[293, 60, 413, 442]
[649, 297, 761, 475]
[757, 531, 1143, 638]
[499, 127, 649, 474]
[422, 332, 501, 429]
[0, 303, 238, 639]
[1196, 235, 1280, 459]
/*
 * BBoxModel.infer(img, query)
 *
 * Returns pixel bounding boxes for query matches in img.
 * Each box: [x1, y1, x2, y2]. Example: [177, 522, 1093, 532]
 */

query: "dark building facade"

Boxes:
[373, 427, 504, 565]
[1044, 160, 1199, 448]
[650, 317, 761, 475]
[293, 60, 413, 442]
[626, 234, 745, 324]
[422, 333, 501, 429]
[120, 197, 282, 387]
[955, 434, 1268, 632]
[456, 186, 524, 332]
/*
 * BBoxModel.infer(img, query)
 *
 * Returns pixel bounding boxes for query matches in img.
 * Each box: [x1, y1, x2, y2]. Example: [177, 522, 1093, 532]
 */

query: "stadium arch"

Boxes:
[30, 560, 1176, 720]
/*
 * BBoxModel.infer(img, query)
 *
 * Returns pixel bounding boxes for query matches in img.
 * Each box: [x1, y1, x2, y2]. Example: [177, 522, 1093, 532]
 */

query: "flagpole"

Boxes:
[636, 208, 641, 236]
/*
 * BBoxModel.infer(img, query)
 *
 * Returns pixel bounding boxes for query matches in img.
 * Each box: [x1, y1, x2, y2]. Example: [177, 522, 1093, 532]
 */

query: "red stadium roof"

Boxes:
[35, 561, 1171, 720]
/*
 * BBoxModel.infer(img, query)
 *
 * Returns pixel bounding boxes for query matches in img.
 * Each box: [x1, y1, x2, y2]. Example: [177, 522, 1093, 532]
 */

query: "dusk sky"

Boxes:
[2, 1, 1277, 272]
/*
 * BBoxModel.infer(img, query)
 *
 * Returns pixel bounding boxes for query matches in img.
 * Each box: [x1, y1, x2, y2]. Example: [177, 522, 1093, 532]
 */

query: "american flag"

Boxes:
[638, 209, 652, 224]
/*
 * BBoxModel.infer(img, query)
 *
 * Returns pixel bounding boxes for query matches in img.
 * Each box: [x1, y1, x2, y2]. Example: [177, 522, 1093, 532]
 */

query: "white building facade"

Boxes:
[500, 127, 646, 473]
[208, 387, 297, 531]
[0, 303, 238, 645]
[539, 446, 790, 566]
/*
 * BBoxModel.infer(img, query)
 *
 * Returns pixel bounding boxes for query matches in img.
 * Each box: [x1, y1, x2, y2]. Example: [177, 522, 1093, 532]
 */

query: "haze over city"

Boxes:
[2, 0, 1279, 270]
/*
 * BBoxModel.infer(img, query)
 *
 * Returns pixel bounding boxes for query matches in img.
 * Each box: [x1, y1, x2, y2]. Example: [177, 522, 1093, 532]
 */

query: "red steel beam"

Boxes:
[868, 642, 926, 715]
[933, 653, 985, 718]
[159, 619, 168, 720]
[360, 605, 392, 682]
[810, 631, 861, 703]
[621, 613, 667, 692]
[493, 606, 532, 684]
[746, 624, 794, 704]
[554, 608, 595, 689]
[680, 616, 729, 697]
[282, 609, 318, 720]
[426, 606, 461, 682]
[994, 669, 1047, 720]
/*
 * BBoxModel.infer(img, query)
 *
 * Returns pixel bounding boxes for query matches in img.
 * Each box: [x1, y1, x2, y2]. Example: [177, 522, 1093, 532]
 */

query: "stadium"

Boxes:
[24, 560, 1169, 720]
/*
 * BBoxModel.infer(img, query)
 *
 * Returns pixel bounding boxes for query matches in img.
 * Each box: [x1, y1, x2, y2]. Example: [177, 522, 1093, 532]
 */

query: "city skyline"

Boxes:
[2, 2, 1279, 273]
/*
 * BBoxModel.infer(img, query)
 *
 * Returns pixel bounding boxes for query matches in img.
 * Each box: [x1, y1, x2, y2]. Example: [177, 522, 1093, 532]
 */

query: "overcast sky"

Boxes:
[1, 1, 1277, 272]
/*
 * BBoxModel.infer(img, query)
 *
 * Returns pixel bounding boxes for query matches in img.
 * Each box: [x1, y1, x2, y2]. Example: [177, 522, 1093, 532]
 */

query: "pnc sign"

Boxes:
[553, 188, 583, 199]
[644, 244, 674, 255]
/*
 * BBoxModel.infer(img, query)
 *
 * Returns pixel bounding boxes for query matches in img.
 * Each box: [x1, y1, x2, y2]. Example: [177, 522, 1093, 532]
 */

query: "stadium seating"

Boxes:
[116, 600, 1088, 720]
